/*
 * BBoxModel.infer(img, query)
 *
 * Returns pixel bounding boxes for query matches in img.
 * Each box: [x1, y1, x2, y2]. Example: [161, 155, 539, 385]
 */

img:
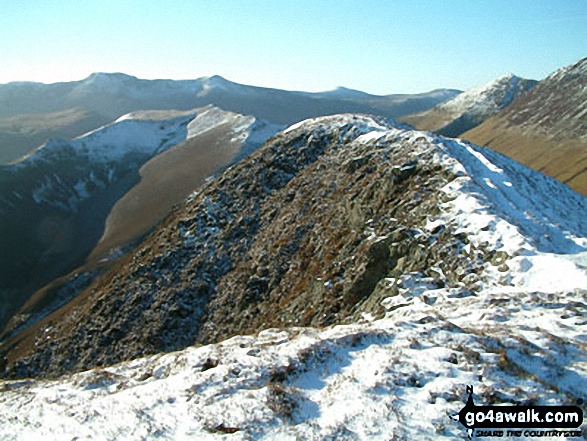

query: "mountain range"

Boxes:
[0, 58, 586, 440]
[400, 73, 537, 137]
[0, 75, 460, 331]
[0, 73, 459, 165]
[402, 58, 587, 195]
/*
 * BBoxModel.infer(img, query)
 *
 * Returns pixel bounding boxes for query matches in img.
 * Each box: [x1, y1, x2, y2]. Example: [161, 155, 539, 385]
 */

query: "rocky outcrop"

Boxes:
[1, 115, 500, 379]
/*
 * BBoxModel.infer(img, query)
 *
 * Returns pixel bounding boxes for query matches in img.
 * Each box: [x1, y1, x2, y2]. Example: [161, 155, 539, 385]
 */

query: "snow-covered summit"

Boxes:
[401, 74, 537, 137]
[436, 73, 534, 120]
[82, 72, 140, 86]
[200, 75, 235, 90]
[463, 56, 587, 195]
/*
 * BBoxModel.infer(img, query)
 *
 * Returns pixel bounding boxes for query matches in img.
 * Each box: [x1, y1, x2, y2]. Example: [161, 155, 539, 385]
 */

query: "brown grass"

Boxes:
[88, 123, 243, 262]
[463, 116, 587, 196]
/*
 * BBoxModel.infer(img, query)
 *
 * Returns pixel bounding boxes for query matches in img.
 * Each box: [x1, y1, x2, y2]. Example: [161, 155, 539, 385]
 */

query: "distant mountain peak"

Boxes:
[200, 74, 237, 91]
[318, 86, 373, 99]
[401, 73, 536, 138]
[84, 72, 138, 84]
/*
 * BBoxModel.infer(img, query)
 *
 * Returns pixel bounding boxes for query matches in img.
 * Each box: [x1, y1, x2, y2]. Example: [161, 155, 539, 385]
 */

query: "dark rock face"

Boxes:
[1, 115, 491, 379]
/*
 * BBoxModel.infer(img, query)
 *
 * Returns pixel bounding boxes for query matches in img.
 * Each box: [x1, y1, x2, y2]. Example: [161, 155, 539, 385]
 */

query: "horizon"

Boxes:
[0, 71, 468, 95]
[1, 0, 586, 94]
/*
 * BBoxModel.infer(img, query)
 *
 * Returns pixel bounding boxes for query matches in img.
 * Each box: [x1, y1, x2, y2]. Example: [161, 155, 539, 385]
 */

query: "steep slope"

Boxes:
[0, 107, 111, 165]
[89, 107, 283, 262]
[0, 107, 279, 330]
[0, 110, 196, 329]
[401, 74, 536, 137]
[463, 57, 587, 195]
[2, 114, 585, 385]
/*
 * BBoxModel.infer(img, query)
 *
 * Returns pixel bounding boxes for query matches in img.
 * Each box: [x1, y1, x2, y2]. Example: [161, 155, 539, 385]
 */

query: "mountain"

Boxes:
[401, 74, 537, 137]
[89, 107, 283, 263]
[0, 73, 460, 159]
[1, 114, 585, 440]
[0, 107, 111, 165]
[463, 57, 587, 195]
[0, 106, 280, 330]
[0, 73, 461, 124]
[2, 114, 585, 391]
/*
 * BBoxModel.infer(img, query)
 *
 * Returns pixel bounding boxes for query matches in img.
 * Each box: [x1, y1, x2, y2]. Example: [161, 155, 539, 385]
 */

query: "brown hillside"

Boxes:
[1, 116, 490, 380]
[88, 116, 268, 263]
[463, 57, 587, 195]
[463, 117, 587, 195]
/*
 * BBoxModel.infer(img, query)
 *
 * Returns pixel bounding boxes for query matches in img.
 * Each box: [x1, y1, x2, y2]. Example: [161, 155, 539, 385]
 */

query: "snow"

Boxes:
[73, 113, 196, 161]
[15, 106, 280, 209]
[73, 73, 205, 99]
[2, 284, 584, 440]
[431, 73, 535, 125]
[186, 106, 251, 139]
[1, 115, 586, 440]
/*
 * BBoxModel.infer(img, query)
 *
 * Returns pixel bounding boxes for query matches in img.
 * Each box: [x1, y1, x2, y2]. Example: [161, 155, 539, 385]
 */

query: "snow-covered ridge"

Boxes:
[6, 106, 281, 212]
[286, 114, 587, 292]
[435, 73, 536, 122]
[15, 111, 198, 166]
[16, 105, 272, 166]
[2, 115, 586, 439]
[187, 106, 252, 138]
[1, 278, 584, 440]
[545, 56, 587, 82]
[114, 109, 199, 123]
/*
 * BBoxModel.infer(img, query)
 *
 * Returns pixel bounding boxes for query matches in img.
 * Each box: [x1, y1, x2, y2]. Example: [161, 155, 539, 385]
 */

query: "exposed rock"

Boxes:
[0, 115, 519, 379]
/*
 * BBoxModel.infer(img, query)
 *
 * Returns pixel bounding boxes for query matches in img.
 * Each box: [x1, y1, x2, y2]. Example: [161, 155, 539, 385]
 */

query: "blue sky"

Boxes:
[1, 0, 586, 94]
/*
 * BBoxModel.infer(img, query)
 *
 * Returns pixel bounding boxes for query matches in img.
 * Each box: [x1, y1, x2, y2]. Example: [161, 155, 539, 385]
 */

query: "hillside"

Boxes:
[0, 107, 111, 165]
[401, 74, 536, 137]
[1, 114, 586, 440]
[2, 114, 585, 385]
[0, 107, 279, 330]
[463, 57, 587, 195]
[89, 107, 283, 263]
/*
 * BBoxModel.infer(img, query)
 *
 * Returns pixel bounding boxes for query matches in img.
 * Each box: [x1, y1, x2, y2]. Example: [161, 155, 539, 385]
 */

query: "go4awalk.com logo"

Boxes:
[454, 386, 584, 438]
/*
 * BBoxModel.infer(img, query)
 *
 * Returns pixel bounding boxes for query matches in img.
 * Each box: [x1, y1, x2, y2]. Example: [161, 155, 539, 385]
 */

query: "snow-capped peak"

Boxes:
[437, 73, 535, 119]
[82, 72, 139, 86]
[197, 75, 243, 96]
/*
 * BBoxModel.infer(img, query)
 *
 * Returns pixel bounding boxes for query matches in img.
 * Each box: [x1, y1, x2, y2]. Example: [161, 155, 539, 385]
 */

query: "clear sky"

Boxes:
[1, 0, 586, 94]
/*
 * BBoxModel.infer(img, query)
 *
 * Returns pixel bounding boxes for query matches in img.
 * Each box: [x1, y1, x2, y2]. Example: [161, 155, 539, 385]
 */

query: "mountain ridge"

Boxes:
[0, 106, 281, 330]
[400, 73, 537, 137]
[0, 73, 460, 165]
[463, 56, 587, 195]
[2, 114, 585, 381]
